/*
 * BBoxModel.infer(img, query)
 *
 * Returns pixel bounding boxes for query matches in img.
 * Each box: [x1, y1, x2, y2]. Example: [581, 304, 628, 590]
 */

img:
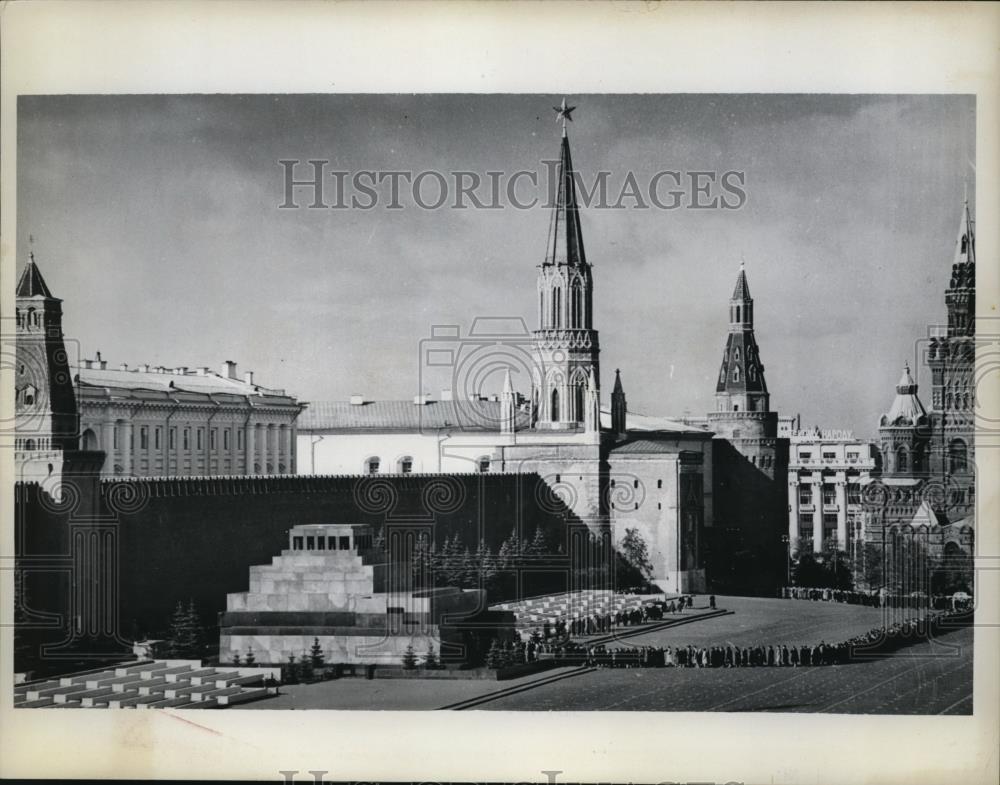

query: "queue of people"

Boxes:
[529, 609, 970, 669]
[781, 586, 973, 611]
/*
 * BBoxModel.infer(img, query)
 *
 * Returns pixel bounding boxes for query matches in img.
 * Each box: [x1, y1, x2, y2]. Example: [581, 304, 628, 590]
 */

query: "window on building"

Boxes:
[822, 451, 836, 463]
[657, 479, 663, 489]
[633, 479, 639, 489]
[823, 514, 839, 544]
[366, 457, 380, 474]
[183, 428, 190, 450]
[169, 427, 176, 449]
[733, 367, 740, 382]
[948, 439, 968, 473]
[328, 536, 337, 550]
[140, 427, 148, 450]
[210, 429, 217, 449]
[847, 451, 859, 463]
[823, 485, 836, 506]
[478, 457, 490, 473]
[799, 451, 812, 462]
[293, 536, 303, 550]
[896, 446, 908, 473]
[848, 485, 861, 505]
[113, 427, 119, 450]
[339, 536, 350, 550]
[316, 537, 325, 550]
[196, 429, 203, 450]
[223, 429, 230, 450]
[799, 486, 812, 506]
[154, 427, 161, 450]
[398, 456, 413, 474]
[306, 536, 315, 550]
[237, 430, 243, 450]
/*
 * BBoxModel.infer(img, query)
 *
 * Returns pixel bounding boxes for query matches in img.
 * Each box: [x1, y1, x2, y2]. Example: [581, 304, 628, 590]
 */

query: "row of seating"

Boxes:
[492, 590, 672, 629]
[14, 660, 279, 709]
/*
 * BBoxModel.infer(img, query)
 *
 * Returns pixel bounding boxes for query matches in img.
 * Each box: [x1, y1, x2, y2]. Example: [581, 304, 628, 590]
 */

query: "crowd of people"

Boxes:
[526, 609, 971, 669]
[781, 586, 973, 611]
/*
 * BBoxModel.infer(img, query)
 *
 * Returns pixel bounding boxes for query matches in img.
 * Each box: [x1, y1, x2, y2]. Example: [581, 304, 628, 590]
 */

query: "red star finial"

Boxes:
[553, 98, 576, 134]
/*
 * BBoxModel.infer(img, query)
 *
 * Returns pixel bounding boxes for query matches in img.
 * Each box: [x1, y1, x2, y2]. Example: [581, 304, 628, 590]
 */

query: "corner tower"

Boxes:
[879, 362, 930, 476]
[531, 102, 600, 431]
[15, 251, 79, 460]
[714, 261, 770, 416]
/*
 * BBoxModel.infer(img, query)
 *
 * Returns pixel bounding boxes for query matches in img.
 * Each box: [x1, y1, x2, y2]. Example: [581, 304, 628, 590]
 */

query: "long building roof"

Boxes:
[76, 366, 299, 405]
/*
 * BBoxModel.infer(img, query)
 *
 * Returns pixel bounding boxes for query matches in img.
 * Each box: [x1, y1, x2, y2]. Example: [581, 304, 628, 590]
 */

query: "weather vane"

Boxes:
[553, 97, 576, 134]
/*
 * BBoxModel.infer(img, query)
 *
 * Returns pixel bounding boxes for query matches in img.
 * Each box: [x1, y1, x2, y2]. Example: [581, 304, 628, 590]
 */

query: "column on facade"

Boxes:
[122, 421, 133, 476]
[282, 424, 293, 474]
[229, 418, 238, 475]
[810, 474, 823, 553]
[788, 475, 800, 551]
[290, 423, 297, 474]
[101, 421, 115, 477]
[245, 420, 255, 474]
[269, 423, 279, 474]
[835, 471, 848, 551]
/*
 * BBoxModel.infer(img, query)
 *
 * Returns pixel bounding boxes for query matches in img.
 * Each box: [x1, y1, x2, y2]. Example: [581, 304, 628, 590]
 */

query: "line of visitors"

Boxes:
[531, 609, 971, 669]
[781, 586, 973, 611]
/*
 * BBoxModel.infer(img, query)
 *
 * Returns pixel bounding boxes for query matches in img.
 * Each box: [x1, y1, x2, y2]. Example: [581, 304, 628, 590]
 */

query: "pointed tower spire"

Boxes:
[500, 368, 515, 435]
[715, 261, 769, 413]
[611, 368, 626, 439]
[16, 252, 55, 299]
[544, 121, 587, 268]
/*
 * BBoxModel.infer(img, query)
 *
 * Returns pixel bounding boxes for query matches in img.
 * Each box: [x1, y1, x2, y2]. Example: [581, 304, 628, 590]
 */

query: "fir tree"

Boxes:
[485, 639, 501, 669]
[232, 652, 242, 666]
[526, 525, 548, 558]
[309, 637, 325, 669]
[244, 646, 256, 665]
[401, 643, 418, 669]
[299, 648, 314, 681]
[184, 599, 202, 658]
[167, 601, 198, 658]
[460, 547, 476, 588]
[285, 653, 299, 684]
[423, 644, 439, 670]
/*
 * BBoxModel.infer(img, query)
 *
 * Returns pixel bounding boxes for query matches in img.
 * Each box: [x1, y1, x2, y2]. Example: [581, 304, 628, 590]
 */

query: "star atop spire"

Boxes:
[553, 98, 576, 136]
[543, 106, 587, 267]
[732, 260, 751, 301]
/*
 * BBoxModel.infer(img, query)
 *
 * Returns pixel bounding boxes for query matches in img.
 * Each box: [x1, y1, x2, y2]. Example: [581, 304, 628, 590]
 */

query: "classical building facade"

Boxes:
[76, 356, 303, 478]
[786, 428, 876, 554]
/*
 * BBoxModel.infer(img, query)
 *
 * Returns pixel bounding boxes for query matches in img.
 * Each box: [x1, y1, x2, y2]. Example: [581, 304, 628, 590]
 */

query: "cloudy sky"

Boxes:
[17, 94, 974, 437]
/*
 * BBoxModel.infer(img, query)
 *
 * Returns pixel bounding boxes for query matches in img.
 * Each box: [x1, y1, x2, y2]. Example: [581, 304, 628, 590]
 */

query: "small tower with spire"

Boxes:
[879, 362, 930, 476]
[15, 248, 79, 460]
[611, 369, 627, 440]
[500, 369, 516, 435]
[531, 99, 600, 433]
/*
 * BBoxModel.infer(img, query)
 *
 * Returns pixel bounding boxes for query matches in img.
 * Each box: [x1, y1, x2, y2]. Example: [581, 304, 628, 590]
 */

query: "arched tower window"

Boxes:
[550, 388, 560, 422]
[539, 290, 545, 327]
[949, 439, 968, 473]
[574, 383, 584, 422]
[896, 446, 909, 473]
[571, 281, 582, 328]
[735, 305, 741, 322]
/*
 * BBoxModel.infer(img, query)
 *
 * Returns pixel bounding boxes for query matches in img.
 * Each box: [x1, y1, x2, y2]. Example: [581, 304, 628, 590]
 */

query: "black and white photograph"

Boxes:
[2, 3, 998, 784]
